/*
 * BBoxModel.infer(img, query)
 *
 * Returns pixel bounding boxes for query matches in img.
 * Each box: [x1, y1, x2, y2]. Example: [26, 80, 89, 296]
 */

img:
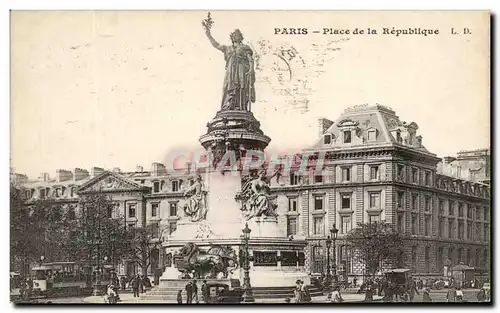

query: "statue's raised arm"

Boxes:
[201, 12, 256, 112]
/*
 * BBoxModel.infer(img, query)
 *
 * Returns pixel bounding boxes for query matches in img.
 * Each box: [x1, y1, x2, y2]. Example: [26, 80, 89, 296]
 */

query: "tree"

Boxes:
[74, 193, 131, 276]
[345, 221, 405, 277]
[127, 224, 163, 276]
[10, 184, 40, 276]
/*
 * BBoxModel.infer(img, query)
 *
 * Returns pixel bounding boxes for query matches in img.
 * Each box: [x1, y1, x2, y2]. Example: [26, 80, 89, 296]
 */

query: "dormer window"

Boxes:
[367, 129, 377, 142]
[172, 180, 179, 192]
[153, 181, 160, 193]
[323, 134, 332, 145]
[343, 131, 352, 143]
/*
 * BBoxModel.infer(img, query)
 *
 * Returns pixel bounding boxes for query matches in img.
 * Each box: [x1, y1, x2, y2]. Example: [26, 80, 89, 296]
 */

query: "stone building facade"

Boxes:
[12, 104, 491, 281]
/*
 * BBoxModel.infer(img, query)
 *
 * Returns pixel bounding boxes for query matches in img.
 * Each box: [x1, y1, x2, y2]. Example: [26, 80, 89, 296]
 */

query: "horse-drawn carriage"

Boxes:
[383, 268, 412, 299]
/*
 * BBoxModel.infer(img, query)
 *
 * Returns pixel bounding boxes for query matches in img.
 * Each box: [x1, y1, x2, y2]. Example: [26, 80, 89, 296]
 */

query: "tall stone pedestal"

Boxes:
[158, 109, 310, 293]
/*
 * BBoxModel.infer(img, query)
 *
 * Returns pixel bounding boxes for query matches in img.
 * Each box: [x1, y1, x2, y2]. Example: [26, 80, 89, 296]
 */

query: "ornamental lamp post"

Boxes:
[40, 255, 45, 266]
[330, 224, 339, 286]
[325, 235, 332, 290]
[241, 222, 254, 303]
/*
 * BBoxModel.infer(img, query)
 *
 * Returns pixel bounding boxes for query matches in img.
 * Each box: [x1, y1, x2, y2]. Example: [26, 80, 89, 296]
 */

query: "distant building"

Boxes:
[12, 104, 491, 281]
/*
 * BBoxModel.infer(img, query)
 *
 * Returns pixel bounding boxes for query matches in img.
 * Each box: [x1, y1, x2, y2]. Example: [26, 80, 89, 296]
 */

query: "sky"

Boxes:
[10, 11, 490, 179]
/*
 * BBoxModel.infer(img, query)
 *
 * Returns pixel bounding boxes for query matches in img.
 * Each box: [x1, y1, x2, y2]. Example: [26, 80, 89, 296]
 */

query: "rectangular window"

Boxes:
[397, 212, 405, 233]
[438, 199, 445, 216]
[411, 213, 418, 235]
[370, 165, 379, 180]
[467, 205, 473, 219]
[484, 225, 489, 241]
[169, 222, 177, 234]
[475, 207, 481, 221]
[369, 214, 380, 224]
[484, 208, 489, 221]
[151, 203, 158, 217]
[397, 191, 405, 208]
[425, 171, 431, 186]
[467, 222, 473, 240]
[448, 219, 454, 239]
[314, 196, 323, 211]
[424, 216, 431, 236]
[172, 181, 179, 192]
[458, 221, 464, 239]
[437, 247, 443, 272]
[369, 192, 380, 208]
[313, 216, 324, 235]
[153, 181, 160, 193]
[458, 203, 464, 217]
[150, 223, 159, 238]
[128, 204, 136, 218]
[324, 134, 332, 145]
[341, 216, 351, 234]
[449, 201, 455, 216]
[343, 131, 352, 143]
[314, 175, 323, 183]
[411, 246, 417, 272]
[412, 168, 418, 183]
[411, 193, 418, 210]
[475, 223, 480, 241]
[287, 217, 297, 236]
[425, 247, 430, 273]
[341, 167, 351, 182]
[288, 198, 298, 212]
[341, 194, 351, 210]
[397, 164, 404, 180]
[438, 218, 444, 238]
[169, 202, 178, 217]
[425, 197, 431, 212]
[39, 188, 46, 199]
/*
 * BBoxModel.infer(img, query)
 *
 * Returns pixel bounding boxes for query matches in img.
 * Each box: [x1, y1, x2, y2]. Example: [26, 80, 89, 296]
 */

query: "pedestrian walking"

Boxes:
[353, 277, 357, 287]
[139, 275, 145, 293]
[201, 280, 210, 303]
[422, 287, 432, 302]
[131, 275, 140, 298]
[409, 279, 419, 302]
[185, 282, 193, 304]
[455, 287, 464, 302]
[446, 285, 457, 303]
[294, 280, 303, 303]
[192, 279, 199, 304]
[177, 290, 183, 304]
[330, 285, 344, 303]
[476, 288, 486, 302]
[301, 280, 311, 303]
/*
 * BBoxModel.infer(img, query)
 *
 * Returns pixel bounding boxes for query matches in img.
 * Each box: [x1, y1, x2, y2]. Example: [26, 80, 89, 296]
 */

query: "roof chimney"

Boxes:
[112, 167, 121, 173]
[151, 163, 166, 176]
[136, 165, 144, 172]
[90, 167, 105, 177]
[73, 168, 89, 181]
[39, 172, 50, 182]
[318, 118, 334, 137]
[56, 169, 73, 183]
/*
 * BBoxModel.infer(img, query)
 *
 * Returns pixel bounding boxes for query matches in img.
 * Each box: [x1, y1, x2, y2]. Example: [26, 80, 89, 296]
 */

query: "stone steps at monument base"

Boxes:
[141, 286, 323, 301]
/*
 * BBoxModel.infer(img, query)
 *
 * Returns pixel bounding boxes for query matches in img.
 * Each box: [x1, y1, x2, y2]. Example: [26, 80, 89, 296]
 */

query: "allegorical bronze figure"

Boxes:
[202, 13, 256, 111]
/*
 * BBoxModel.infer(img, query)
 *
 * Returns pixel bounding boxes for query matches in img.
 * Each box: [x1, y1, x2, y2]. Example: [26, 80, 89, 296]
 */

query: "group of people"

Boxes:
[125, 275, 152, 297]
[292, 280, 312, 303]
[177, 280, 211, 304]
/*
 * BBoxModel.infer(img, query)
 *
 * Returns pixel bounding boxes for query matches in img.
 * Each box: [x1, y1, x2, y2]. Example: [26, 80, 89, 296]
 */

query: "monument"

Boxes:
[147, 13, 312, 302]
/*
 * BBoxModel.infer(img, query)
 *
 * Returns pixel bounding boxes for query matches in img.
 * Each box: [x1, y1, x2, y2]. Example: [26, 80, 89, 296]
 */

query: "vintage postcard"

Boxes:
[10, 10, 490, 304]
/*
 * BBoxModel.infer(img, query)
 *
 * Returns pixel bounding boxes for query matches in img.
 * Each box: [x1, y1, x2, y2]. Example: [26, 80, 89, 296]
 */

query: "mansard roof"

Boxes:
[308, 103, 432, 154]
